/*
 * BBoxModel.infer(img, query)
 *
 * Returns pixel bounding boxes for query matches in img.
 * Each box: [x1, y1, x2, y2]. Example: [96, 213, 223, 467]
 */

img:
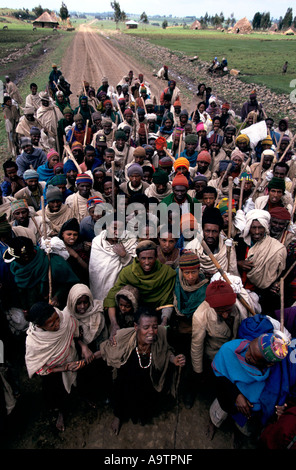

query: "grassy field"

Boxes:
[0, 16, 75, 169]
[126, 27, 296, 95]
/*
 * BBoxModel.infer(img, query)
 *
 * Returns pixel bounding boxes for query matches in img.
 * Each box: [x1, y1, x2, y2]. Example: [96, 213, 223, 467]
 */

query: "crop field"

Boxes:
[127, 27, 296, 95]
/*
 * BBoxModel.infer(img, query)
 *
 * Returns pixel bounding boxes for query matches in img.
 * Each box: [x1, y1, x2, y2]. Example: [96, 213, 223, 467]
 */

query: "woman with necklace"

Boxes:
[68, 308, 185, 435]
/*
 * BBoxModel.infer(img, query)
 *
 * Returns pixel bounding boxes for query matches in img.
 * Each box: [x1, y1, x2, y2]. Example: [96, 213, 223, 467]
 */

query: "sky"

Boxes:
[2, 0, 294, 20]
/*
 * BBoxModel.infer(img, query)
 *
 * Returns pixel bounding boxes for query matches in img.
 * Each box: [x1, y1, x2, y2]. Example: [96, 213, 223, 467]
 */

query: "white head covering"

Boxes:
[240, 209, 270, 245]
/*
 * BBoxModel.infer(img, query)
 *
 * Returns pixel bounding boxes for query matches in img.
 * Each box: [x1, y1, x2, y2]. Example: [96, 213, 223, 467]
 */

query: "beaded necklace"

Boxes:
[136, 347, 152, 369]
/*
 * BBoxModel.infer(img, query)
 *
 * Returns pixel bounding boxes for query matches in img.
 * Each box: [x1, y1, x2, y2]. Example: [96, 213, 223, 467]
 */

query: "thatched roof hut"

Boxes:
[33, 11, 59, 28]
[190, 20, 201, 30]
[229, 17, 252, 34]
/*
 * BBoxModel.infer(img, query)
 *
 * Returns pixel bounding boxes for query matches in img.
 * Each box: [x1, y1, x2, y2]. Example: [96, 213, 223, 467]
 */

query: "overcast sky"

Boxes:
[3, 0, 294, 20]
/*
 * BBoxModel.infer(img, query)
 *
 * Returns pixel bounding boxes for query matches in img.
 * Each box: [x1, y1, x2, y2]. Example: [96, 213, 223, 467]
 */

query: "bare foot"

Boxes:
[205, 420, 216, 440]
[111, 417, 121, 436]
[56, 412, 65, 432]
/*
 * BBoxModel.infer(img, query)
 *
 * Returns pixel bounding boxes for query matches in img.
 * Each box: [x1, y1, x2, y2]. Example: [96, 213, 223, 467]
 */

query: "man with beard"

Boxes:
[255, 177, 292, 214]
[186, 207, 239, 278]
[194, 151, 212, 181]
[222, 125, 236, 158]
[10, 199, 46, 245]
[269, 207, 293, 247]
[188, 175, 208, 203]
[16, 137, 47, 178]
[66, 113, 92, 148]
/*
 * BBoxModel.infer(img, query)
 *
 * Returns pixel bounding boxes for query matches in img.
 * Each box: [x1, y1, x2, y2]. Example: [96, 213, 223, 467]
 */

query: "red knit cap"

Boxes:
[47, 149, 59, 160]
[270, 207, 291, 221]
[197, 151, 211, 164]
[172, 173, 189, 188]
[205, 280, 236, 308]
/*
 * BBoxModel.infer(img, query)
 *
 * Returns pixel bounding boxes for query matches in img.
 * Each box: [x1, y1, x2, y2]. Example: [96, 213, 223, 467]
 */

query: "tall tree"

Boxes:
[111, 1, 126, 28]
[59, 2, 69, 21]
[139, 12, 149, 24]
[32, 5, 44, 17]
[252, 12, 262, 29]
[282, 7, 293, 30]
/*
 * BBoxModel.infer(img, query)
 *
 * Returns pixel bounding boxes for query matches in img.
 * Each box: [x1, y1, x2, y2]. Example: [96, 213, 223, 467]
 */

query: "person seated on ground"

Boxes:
[63, 283, 110, 408]
[25, 301, 80, 432]
[104, 240, 177, 338]
[59, 218, 90, 286]
[171, 250, 208, 409]
[255, 177, 292, 215]
[186, 207, 239, 278]
[188, 174, 208, 203]
[157, 224, 180, 269]
[97, 307, 186, 435]
[89, 215, 137, 303]
[65, 173, 104, 223]
[236, 209, 287, 314]
[208, 332, 292, 440]
[14, 169, 45, 213]
[1, 160, 25, 197]
[16, 137, 47, 178]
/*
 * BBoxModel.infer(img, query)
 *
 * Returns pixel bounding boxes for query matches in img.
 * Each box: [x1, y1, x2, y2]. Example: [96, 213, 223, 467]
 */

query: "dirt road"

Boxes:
[62, 23, 194, 110]
[3, 25, 257, 453]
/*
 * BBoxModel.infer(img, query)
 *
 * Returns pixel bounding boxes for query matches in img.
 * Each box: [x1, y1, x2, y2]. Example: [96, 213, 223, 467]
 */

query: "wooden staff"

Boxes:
[114, 96, 124, 123]
[280, 277, 285, 333]
[215, 162, 233, 206]
[238, 177, 246, 211]
[235, 119, 247, 138]
[63, 143, 83, 173]
[178, 130, 183, 158]
[41, 196, 52, 304]
[279, 134, 296, 162]
[238, 157, 251, 179]
[276, 131, 284, 153]
[227, 177, 233, 272]
[52, 106, 61, 159]
[111, 161, 115, 208]
[83, 81, 87, 96]
[201, 240, 256, 315]
[83, 119, 89, 150]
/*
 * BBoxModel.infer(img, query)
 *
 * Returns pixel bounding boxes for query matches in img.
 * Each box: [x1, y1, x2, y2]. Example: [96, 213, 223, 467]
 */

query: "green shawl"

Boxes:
[103, 258, 176, 309]
[174, 268, 208, 317]
[10, 247, 79, 290]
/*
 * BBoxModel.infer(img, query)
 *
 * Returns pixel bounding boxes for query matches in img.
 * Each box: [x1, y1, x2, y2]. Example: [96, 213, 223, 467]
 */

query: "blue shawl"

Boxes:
[37, 161, 55, 183]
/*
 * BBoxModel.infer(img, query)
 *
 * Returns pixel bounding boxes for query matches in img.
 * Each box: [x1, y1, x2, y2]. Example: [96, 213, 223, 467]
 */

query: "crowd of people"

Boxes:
[1, 63, 296, 448]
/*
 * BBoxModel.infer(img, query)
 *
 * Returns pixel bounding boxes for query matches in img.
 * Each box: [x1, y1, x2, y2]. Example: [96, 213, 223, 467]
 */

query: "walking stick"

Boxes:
[41, 196, 52, 304]
[238, 157, 251, 179]
[177, 130, 183, 158]
[227, 176, 233, 272]
[63, 142, 83, 173]
[83, 119, 89, 150]
[238, 177, 246, 211]
[279, 134, 296, 162]
[280, 277, 285, 333]
[111, 161, 115, 208]
[201, 239, 256, 315]
[215, 162, 233, 206]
